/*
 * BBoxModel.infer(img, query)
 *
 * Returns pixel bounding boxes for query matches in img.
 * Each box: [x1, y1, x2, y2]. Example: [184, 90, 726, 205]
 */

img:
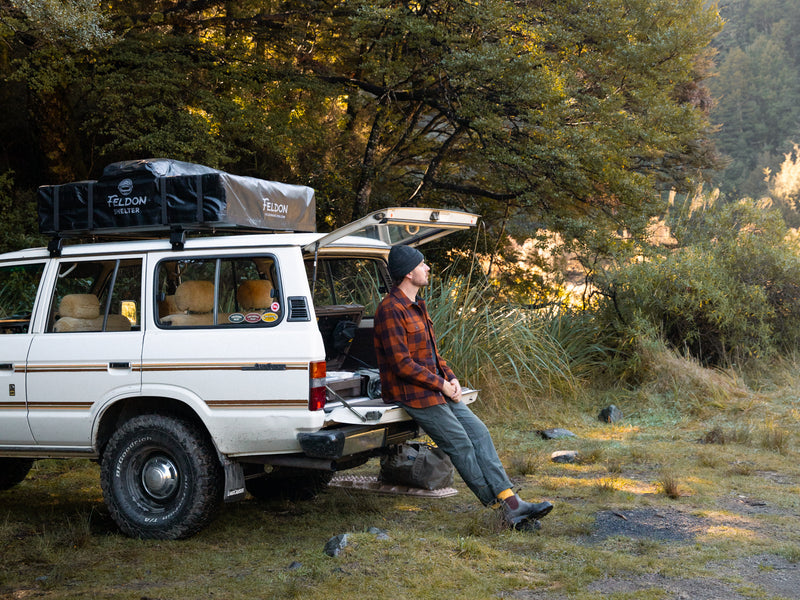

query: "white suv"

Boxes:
[0, 160, 477, 539]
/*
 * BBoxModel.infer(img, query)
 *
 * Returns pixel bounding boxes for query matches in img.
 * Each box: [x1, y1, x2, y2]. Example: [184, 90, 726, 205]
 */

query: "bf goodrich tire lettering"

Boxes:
[100, 414, 223, 540]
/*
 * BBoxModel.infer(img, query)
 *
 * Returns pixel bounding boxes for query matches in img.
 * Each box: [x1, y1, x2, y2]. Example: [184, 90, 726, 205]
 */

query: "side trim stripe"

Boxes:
[21, 362, 308, 374]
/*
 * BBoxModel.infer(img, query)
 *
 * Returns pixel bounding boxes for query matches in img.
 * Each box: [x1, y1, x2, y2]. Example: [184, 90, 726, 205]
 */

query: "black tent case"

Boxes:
[38, 159, 316, 237]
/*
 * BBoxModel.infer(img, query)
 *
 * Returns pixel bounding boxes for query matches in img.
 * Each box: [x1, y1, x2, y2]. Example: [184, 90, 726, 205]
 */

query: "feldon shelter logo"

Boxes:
[262, 199, 289, 219]
[106, 178, 149, 215]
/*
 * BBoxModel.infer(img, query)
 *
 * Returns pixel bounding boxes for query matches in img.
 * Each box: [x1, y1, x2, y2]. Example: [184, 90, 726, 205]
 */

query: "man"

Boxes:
[374, 245, 553, 529]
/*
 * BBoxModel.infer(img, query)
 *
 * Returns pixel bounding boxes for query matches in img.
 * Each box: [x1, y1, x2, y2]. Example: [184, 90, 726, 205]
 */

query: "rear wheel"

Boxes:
[245, 466, 333, 502]
[0, 458, 34, 490]
[100, 414, 223, 539]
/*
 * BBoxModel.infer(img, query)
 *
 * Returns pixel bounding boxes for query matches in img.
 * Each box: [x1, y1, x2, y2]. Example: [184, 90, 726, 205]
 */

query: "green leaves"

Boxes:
[709, 0, 800, 198]
[1, 0, 723, 274]
[603, 196, 800, 365]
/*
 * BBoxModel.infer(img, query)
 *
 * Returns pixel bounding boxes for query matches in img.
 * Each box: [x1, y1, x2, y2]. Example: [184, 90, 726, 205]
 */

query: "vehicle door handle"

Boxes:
[109, 362, 131, 369]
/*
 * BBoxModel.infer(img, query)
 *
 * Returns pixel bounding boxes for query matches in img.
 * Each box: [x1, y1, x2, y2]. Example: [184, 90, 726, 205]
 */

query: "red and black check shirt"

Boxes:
[373, 286, 456, 409]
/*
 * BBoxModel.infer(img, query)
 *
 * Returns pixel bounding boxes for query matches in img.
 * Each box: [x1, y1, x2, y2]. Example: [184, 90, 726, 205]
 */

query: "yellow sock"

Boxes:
[497, 488, 514, 501]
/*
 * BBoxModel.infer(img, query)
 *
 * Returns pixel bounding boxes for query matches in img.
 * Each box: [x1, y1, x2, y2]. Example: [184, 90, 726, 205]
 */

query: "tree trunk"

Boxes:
[352, 99, 387, 220]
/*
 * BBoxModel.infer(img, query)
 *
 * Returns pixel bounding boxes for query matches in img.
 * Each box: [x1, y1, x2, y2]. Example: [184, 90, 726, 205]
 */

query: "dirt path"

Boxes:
[503, 504, 800, 599]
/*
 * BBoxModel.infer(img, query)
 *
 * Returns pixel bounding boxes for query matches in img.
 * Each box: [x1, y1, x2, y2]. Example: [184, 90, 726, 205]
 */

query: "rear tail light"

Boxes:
[309, 360, 326, 411]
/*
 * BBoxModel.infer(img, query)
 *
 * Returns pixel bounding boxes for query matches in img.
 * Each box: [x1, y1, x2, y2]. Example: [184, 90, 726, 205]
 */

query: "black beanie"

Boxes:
[388, 245, 424, 281]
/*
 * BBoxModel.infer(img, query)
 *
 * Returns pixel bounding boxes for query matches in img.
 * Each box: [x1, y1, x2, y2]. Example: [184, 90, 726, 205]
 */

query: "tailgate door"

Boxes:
[303, 207, 478, 253]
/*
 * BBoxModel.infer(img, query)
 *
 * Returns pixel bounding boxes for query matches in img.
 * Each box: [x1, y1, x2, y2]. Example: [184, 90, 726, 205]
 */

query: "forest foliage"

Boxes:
[1, 1, 722, 269]
[7, 1, 800, 374]
[709, 0, 800, 200]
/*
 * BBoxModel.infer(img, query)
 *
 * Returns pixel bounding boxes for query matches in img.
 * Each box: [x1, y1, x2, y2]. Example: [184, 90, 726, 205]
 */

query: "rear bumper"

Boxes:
[297, 420, 419, 459]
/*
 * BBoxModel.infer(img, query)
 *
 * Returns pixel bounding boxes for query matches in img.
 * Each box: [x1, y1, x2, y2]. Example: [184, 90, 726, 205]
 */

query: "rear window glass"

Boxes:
[304, 257, 388, 316]
[48, 258, 142, 333]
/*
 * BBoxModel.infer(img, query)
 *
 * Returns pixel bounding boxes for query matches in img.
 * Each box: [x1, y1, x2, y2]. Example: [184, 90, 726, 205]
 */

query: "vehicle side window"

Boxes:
[0, 263, 45, 334]
[305, 257, 388, 316]
[48, 258, 142, 333]
[156, 255, 281, 328]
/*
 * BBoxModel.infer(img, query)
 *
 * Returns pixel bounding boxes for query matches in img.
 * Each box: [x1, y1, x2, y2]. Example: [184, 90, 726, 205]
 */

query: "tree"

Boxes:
[709, 0, 800, 199]
[1, 0, 723, 297]
[3, 0, 112, 49]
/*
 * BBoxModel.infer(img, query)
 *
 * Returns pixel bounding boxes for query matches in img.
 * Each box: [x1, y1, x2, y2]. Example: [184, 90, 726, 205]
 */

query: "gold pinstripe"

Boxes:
[16, 361, 311, 411]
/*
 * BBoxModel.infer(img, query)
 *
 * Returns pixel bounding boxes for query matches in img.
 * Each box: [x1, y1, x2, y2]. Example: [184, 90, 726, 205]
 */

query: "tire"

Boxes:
[100, 414, 223, 540]
[0, 458, 34, 491]
[245, 466, 333, 502]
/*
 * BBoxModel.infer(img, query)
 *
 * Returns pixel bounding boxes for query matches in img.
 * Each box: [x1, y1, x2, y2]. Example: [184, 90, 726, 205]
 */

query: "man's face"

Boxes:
[407, 261, 430, 287]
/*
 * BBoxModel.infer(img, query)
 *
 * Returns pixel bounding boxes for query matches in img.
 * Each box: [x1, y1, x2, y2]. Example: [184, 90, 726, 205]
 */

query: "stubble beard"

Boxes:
[412, 271, 429, 287]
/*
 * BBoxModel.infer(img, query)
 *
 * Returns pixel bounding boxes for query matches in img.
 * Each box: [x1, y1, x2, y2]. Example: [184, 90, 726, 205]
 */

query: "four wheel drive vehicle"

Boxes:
[0, 159, 478, 539]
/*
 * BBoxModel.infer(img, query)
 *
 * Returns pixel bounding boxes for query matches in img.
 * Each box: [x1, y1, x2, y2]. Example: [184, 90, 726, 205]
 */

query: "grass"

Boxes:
[426, 276, 605, 413]
[2, 349, 800, 599]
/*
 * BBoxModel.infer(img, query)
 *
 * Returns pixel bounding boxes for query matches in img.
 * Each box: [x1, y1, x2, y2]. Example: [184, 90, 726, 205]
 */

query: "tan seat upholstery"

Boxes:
[161, 281, 216, 326]
[158, 294, 179, 318]
[237, 279, 273, 311]
[105, 313, 132, 331]
[60, 293, 100, 318]
[54, 294, 101, 332]
[54, 294, 132, 332]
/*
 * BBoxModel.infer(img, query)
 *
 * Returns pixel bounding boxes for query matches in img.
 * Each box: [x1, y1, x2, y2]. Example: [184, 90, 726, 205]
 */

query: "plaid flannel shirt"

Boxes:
[373, 286, 456, 409]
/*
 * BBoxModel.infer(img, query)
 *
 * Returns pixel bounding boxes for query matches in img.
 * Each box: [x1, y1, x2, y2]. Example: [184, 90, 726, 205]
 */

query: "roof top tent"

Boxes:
[37, 159, 316, 253]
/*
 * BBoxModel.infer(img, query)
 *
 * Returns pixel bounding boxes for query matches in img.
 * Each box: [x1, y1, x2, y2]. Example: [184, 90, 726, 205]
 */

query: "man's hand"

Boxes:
[443, 378, 462, 402]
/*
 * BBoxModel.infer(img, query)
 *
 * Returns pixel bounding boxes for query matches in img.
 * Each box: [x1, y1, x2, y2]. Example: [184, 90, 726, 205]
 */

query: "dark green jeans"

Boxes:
[403, 399, 513, 506]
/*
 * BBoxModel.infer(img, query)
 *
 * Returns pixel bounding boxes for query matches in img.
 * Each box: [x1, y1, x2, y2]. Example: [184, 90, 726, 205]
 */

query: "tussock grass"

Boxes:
[696, 450, 724, 468]
[605, 458, 623, 475]
[777, 545, 800, 563]
[625, 336, 753, 418]
[727, 461, 755, 476]
[760, 419, 792, 454]
[507, 453, 544, 477]
[427, 276, 606, 414]
[594, 477, 619, 496]
[578, 444, 606, 465]
[657, 469, 682, 499]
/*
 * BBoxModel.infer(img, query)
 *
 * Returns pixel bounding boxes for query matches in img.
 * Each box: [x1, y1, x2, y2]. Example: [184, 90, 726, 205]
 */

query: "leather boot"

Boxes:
[501, 495, 553, 527]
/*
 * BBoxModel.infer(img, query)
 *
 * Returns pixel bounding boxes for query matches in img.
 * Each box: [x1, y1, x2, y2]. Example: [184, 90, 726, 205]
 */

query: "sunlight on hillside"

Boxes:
[766, 144, 800, 207]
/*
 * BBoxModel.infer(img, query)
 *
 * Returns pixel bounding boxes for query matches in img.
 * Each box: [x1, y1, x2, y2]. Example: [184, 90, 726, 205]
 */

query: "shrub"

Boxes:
[0, 172, 44, 254]
[598, 198, 800, 365]
[610, 247, 772, 364]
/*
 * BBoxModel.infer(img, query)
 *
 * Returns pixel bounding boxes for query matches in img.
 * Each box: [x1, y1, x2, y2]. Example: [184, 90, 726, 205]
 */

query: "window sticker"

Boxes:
[228, 313, 244, 323]
[244, 313, 262, 323]
[271, 302, 280, 312]
[262, 313, 278, 323]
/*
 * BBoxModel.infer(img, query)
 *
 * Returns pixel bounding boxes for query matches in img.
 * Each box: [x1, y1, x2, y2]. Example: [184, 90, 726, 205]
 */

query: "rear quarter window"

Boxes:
[156, 255, 282, 328]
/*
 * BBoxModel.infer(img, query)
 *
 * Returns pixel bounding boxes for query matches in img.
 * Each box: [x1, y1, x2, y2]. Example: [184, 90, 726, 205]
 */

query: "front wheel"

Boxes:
[0, 458, 34, 490]
[100, 414, 223, 540]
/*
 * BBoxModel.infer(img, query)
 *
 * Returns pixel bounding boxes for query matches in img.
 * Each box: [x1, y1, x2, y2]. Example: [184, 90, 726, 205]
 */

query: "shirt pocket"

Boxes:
[404, 321, 424, 335]
[404, 320, 427, 353]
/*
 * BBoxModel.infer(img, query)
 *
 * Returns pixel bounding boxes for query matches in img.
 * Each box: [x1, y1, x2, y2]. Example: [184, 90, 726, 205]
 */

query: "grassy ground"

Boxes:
[2, 360, 800, 600]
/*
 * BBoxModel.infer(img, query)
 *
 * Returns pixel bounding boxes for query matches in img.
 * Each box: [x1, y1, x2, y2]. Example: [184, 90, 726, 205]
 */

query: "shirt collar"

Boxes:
[389, 285, 425, 308]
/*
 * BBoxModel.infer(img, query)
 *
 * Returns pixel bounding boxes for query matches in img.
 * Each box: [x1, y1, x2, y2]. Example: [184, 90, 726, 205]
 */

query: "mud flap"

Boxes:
[220, 455, 246, 503]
